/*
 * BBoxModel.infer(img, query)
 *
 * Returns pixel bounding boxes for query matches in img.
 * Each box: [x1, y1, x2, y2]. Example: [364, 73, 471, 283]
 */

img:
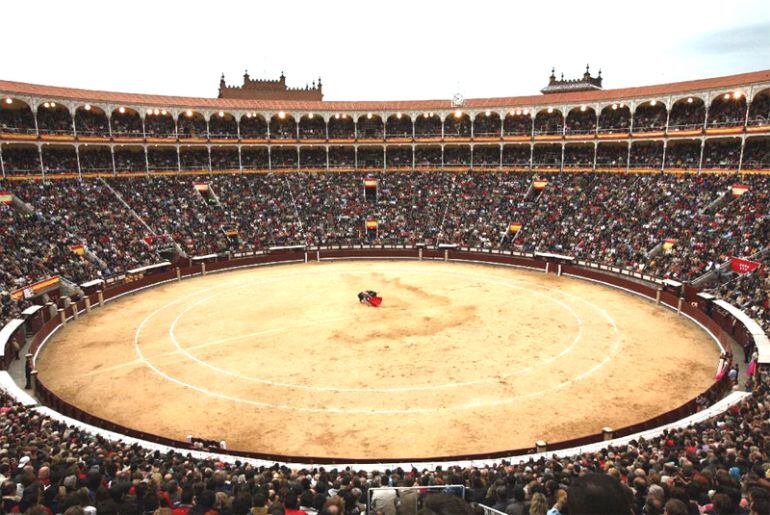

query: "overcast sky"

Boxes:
[2, 0, 769, 101]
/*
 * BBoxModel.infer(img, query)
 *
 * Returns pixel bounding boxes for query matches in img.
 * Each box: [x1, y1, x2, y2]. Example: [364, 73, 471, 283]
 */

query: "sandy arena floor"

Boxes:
[36, 260, 720, 460]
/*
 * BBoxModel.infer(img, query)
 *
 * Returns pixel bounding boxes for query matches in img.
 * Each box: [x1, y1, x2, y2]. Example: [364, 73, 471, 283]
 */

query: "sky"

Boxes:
[1, 0, 769, 102]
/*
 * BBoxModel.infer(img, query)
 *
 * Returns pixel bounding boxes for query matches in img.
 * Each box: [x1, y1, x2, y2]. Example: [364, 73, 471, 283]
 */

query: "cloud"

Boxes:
[689, 22, 770, 54]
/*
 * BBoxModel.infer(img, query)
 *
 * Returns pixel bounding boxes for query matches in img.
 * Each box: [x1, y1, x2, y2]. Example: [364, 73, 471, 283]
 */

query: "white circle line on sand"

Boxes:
[128, 264, 622, 413]
[164, 270, 584, 392]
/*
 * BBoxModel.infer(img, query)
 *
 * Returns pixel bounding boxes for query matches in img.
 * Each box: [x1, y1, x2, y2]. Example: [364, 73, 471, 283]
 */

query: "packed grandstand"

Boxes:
[0, 67, 769, 515]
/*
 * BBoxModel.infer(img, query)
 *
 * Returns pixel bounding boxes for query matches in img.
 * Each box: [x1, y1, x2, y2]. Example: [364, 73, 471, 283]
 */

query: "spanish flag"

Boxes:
[193, 182, 209, 192]
[662, 238, 678, 251]
[731, 184, 749, 197]
[365, 220, 379, 230]
[11, 276, 60, 301]
[223, 228, 239, 237]
[533, 180, 548, 190]
[363, 178, 378, 188]
[509, 223, 522, 233]
[0, 191, 11, 205]
[69, 244, 86, 256]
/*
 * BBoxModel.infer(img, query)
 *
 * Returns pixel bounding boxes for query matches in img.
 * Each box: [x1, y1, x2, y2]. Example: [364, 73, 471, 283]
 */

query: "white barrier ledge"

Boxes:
[714, 300, 770, 364]
[21, 305, 43, 317]
[126, 261, 172, 275]
[0, 319, 25, 360]
[535, 251, 574, 261]
[0, 372, 37, 406]
[191, 254, 218, 261]
[269, 245, 305, 251]
[80, 278, 104, 289]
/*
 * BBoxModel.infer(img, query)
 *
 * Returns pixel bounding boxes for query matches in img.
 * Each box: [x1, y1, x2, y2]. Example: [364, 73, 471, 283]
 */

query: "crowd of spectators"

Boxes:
[112, 171, 769, 286]
[0, 170, 768, 329]
[0, 168, 769, 512]
[74, 108, 109, 137]
[748, 93, 770, 127]
[708, 97, 748, 128]
[36, 106, 73, 136]
[703, 140, 742, 170]
[0, 360, 768, 514]
[665, 142, 702, 170]
[1, 91, 765, 143]
[3, 138, 767, 176]
[709, 253, 770, 339]
[565, 109, 596, 135]
[742, 139, 770, 170]
[533, 112, 563, 136]
[669, 100, 706, 131]
[598, 105, 631, 133]
[632, 104, 667, 133]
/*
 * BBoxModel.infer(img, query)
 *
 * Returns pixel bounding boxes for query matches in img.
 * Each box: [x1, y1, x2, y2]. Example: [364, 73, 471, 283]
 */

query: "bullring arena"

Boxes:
[2, 8, 770, 508]
[35, 258, 719, 460]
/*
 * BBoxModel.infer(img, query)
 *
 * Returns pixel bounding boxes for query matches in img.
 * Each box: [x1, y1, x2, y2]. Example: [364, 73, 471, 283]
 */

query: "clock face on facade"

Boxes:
[452, 93, 465, 107]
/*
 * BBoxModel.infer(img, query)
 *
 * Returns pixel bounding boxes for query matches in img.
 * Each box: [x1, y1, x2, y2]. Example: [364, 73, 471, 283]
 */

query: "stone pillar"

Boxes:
[536, 440, 547, 453]
[176, 267, 181, 281]
[84, 297, 91, 313]
[677, 297, 684, 314]
[602, 427, 613, 441]
[419, 248, 423, 261]
[201, 262, 206, 276]
[444, 249, 449, 262]
[46, 301, 56, 320]
[30, 370, 39, 395]
[58, 308, 66, 325]
[655, 288, 662, 306]
[72, 301, 79, 320]
[98, 290, 104, 307]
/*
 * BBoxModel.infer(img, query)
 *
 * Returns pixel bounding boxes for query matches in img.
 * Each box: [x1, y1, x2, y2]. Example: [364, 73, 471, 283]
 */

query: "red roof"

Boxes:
[0, 69, 769, 112]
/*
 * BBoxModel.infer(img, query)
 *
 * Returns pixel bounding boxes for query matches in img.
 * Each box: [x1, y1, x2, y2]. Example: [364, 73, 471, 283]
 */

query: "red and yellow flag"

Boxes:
[0, 191, 12, 204]
[731, 184, 749, 197]
[193, 182, 209, 192]
[662, 238, 678, 251]
[509, 223, 522, 233]
[365, 220, 378, 230]
[69, 244, 86, 256]
[11, 276, 60, 301]
[533, 180, 548, 190]
[363, 178, 378, 188]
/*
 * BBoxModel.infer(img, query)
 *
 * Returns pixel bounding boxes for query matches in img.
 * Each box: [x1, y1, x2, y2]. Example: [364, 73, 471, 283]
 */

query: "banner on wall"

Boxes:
[730, 257, 761, 274]
[10, 276, 60, 301]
